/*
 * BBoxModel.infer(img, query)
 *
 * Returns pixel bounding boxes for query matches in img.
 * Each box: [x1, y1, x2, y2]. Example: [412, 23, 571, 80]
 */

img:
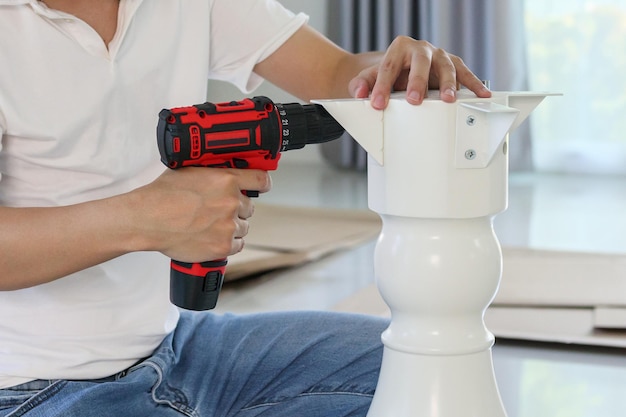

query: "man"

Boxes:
[0, 1, 491, 416]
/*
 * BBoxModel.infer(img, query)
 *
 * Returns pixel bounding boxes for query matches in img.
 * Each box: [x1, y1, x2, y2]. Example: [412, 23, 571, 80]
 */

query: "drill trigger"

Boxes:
[243, 190, 259, 198]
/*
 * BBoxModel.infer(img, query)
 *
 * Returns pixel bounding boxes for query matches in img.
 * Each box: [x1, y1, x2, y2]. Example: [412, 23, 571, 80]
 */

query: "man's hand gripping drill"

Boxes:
[157, 96, 344, 311]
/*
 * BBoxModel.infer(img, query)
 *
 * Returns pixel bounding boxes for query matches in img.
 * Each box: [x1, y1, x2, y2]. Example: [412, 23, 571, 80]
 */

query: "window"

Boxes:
[524, 0, 626, 174]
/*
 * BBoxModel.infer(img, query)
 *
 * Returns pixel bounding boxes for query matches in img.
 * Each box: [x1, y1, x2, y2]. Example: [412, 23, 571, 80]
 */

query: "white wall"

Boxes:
[206, 1, 330, 164]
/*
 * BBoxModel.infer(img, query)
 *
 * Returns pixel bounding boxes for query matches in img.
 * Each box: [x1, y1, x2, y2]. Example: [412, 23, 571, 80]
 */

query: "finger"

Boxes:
[231, 217, 249, 254]
[232, 217, 250, 239]
[452, 56, 492, 98]
[348, 74, 375, 99]
[350, 64, 411, 100]
[238, 197, 255, 220]
[235, 170, 272, 194]
[370, 38, 417, 109]
[405, 50, 433, 105]
[231, 237, 245, 254]
[370, 61, 400, 110]
[431, 49, 458, 103]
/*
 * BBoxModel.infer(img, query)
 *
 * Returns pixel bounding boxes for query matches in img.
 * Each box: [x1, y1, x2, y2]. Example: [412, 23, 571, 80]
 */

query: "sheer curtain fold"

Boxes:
[323, 0, 531, 171]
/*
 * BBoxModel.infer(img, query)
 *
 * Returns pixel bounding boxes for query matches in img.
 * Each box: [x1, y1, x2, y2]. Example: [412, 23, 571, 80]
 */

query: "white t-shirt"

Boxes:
[0, 0, 307, 389]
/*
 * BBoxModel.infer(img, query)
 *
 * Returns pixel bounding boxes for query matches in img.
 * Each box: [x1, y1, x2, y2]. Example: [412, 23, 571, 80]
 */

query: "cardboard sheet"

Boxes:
[222, 203, 626, 348]
[332, 284, 626, 348]
[331, 246, 626, 347]
[495, 247, 626, 307]
[333, 251, 626, 349]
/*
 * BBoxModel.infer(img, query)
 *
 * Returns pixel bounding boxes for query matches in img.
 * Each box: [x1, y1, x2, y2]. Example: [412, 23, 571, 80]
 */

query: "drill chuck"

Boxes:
[276, 102, 345, 151]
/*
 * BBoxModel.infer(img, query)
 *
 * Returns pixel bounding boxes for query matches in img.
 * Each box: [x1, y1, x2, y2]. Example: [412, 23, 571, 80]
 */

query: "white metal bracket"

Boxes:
[455, 102, 519, 169]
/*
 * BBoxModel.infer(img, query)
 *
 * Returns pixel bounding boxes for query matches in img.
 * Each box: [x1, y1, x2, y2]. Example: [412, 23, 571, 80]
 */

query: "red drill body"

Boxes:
[157, 96, 344, 310]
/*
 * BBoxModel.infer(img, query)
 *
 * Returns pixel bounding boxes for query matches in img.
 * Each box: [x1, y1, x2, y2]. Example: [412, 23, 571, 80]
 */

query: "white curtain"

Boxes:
[323, 0, 532, 171]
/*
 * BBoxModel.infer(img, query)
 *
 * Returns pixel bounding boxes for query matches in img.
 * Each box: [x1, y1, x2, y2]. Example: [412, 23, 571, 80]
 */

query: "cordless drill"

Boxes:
[157, 96, 345, 311]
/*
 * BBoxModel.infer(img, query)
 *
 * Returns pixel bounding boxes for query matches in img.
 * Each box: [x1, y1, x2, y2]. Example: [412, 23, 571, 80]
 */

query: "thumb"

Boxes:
[349, 78, 370, 99]
[348, 66, 378, 99]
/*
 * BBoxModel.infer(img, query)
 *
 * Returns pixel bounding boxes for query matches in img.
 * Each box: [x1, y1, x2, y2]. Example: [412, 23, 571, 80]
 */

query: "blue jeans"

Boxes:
[0, 311, 387, 417]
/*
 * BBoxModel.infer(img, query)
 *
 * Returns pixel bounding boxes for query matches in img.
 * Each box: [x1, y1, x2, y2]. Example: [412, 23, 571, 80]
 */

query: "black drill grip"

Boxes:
[169, 259, 227, 310]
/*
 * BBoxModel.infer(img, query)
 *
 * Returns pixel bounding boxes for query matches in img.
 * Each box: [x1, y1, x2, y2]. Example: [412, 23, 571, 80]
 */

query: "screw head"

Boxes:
[465, 149, 476, 160]
[466, 115, 476, 126]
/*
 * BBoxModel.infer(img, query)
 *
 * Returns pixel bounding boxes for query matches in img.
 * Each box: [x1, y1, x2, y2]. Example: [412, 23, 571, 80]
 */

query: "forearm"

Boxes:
[0, 195, 142, 290]
[291, 50, 385, 100]
[254, 25, 381, 102]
